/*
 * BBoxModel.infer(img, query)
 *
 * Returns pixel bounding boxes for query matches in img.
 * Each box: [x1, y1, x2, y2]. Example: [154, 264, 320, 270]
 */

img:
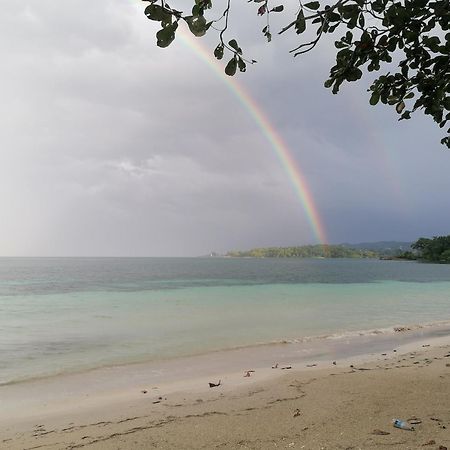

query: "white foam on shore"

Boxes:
[199, 318, 450, 351]
[278, 319, 450, 344]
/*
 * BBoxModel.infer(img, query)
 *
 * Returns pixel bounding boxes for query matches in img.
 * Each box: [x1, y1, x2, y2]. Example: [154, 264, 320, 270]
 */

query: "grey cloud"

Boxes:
[0, 1, 448, 256]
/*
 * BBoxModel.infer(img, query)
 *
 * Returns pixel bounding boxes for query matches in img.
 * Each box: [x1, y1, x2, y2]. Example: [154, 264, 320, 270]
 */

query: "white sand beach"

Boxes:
[2, 327, 449, 449]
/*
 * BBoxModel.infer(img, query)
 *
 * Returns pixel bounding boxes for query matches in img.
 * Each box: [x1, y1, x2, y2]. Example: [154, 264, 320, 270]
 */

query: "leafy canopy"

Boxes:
[411, 235, 450, 262]
[143, 0, 450, 148]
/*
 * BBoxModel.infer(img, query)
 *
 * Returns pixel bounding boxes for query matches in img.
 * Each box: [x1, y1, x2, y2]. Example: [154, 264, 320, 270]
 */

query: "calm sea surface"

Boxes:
[1, 257, 449, 384]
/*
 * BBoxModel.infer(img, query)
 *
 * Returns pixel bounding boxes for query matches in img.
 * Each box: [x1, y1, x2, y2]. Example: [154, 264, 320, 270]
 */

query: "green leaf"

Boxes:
[358, 13, 365, 28]
[238, 57, 246, 72]
[378, 35, 388, 47]
[214, 43, 224, 60]
[443, 96, 450, 111]
[440, 137, 450, 148]
[185, 15, 207, 37]
[156, 22, 178, 48]
[396, 101, 405, 114]
[271, 5, 284, 12]
[295, 10, 306, 34]
[228, 39, 239, 51]
[225, 57, 237, 76]
[304, 1, 320, 10]
[399, 110, 411, 120]
[370, 91, 380, 105]
[327, 12, 341, 22]
[192, 4, 202, 16]
[345, 67, 362, 82]
[388, 95, 399, 106]
[345, 31, 353, 44]
[145, 4, 168, 22]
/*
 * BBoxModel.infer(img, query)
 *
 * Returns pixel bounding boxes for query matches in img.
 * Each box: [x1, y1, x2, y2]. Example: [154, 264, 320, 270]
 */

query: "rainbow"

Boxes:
[177, 30, 327, 245]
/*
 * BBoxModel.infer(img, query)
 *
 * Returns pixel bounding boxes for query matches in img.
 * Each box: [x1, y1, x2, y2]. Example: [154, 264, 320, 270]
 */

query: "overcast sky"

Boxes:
[1, 1, 449, 256]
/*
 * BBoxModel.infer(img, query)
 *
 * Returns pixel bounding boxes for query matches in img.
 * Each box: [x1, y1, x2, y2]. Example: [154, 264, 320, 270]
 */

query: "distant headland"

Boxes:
[210, 236, 450, 263]
[224, 242, 407, 259]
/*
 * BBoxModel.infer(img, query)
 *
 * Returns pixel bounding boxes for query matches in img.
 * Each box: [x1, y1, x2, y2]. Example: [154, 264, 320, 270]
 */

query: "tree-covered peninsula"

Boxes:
[226, 245, 378, 259]
[405, 235, 450, 263]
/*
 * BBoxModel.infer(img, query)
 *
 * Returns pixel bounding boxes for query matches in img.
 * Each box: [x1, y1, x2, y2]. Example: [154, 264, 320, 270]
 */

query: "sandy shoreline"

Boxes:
[2, 326, 450, 449]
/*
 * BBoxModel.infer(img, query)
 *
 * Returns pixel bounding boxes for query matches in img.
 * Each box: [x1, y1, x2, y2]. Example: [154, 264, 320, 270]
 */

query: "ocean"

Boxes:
[1, 257, 449, 385]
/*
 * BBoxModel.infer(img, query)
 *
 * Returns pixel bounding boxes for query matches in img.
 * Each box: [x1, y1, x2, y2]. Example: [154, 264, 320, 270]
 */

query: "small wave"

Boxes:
[274, 319, 450, 345]
[2, 318, 449, 387]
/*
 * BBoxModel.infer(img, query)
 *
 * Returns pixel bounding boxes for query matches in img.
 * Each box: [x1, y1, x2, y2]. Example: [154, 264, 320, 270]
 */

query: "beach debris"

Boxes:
[407, 417, 422, 425]
[244, 370, 254, 377]
[392, 419, 415, 431]
[381, 353, 387, 356]
[394, 327, 410, 332]
[446, 363, 450, 367]
[272, 363, 279, 369]
[209, 380, 221, 388]
[422, 344, 431, 347]
[332, 361, 336, 365]
[306, 364, 317, 368]
[421, 440, 436, 446]
[438, 446, 447, 450]
[141, 390, 148, 394]
[430, 417, 442, 421]
[293, 409, 301, 417]
[152, 397, 163, 404]
[393, 349, 397, 352]
[281, 366, 292, 370]
[371, 429, 390, 435]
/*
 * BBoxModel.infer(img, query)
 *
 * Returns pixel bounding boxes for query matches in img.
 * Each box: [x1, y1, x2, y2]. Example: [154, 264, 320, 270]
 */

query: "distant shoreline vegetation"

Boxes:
[226, 245, 378, 259]
[398, 235, 450, 264]
[224, 236, 450, 263]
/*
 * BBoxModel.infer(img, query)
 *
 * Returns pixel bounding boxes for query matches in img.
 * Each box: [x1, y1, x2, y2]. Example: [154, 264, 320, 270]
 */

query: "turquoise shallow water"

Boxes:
[0, 258, 449, 384]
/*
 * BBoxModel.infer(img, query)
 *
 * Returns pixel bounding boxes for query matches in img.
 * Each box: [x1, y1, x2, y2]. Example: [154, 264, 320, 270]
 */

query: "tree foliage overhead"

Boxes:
[142, 0, 450, 147]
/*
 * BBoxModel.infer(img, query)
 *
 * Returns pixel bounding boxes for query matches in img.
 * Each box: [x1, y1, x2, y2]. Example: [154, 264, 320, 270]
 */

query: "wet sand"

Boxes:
[2, 331, 450, 449]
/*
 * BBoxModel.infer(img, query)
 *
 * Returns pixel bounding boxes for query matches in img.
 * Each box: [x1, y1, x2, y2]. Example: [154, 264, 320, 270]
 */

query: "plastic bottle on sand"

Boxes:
[392, 419, 415, 431]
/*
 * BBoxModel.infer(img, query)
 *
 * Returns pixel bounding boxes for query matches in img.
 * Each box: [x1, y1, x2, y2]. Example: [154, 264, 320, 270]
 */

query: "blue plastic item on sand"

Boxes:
[392, 419, 415, 431]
